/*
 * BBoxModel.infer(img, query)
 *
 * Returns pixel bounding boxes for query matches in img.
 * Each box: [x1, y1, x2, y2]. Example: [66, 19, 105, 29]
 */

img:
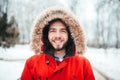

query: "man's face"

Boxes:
[48, 21, 68, 51]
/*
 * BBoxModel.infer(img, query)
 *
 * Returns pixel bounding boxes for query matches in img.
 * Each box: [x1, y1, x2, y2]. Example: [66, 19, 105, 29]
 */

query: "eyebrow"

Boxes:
[49, 28, 55, 30]
[49, 27, 67, 31]
[61, 28, 67, 30]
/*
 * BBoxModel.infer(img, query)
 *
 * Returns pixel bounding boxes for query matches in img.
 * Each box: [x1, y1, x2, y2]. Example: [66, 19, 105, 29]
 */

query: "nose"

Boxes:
[55, 31, 61, 39]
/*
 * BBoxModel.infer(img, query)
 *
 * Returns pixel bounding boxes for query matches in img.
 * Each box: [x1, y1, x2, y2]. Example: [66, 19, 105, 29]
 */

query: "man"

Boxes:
[21, 7, 95, 80]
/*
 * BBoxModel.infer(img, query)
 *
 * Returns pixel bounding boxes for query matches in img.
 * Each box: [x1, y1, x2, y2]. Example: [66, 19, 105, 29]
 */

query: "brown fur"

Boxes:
[30, 7, 86, 54]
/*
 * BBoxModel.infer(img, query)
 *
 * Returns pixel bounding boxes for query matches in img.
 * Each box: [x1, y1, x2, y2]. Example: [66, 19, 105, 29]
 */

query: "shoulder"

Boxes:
[73, 55, 88, 61]
[26, 53, 45, 65]
[72, 55, 91, 65]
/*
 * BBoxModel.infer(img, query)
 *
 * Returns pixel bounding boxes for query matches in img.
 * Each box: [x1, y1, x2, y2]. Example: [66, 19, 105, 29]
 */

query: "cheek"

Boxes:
[63, 34, 68, 41]
[48, 34, 51, 41]
[48, 33, 54, 41]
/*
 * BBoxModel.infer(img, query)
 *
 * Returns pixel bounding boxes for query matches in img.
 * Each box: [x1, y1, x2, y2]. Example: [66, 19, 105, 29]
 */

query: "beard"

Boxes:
[54, 44, 66, 51]
[50, 41, 67, 51]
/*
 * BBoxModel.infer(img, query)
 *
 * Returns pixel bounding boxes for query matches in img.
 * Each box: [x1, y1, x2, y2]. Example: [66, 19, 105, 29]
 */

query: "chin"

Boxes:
[54, 46, 64, 51]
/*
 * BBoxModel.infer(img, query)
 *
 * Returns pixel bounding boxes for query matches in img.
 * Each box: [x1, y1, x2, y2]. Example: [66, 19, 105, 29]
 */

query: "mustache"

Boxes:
[52, 39, 63, 42]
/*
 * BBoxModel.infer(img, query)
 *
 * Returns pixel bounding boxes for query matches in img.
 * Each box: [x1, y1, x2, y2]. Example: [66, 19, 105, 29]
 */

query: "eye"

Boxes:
[61, 29, 67, 33]
[49, 29, 56, 32]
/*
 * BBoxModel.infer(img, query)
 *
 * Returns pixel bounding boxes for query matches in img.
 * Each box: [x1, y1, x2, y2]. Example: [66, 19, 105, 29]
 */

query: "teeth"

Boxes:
[55, 41, 61, 43]
[53, 40, 61, 43]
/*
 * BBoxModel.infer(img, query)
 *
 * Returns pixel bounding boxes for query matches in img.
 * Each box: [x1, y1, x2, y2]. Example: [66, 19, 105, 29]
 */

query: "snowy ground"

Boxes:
[0, 45, 34, 80]
[0, 44, 120, 80]
[84, 48, 120, 80]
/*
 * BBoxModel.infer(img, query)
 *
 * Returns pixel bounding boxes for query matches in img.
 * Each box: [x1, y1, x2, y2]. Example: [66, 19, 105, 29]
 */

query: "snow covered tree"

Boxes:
[0, 0, 19, 47]
[95, 0, 120, 48]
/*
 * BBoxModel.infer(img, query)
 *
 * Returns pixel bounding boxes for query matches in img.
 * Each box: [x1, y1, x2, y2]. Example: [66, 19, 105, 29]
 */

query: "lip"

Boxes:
[55, 41, 61, 43]
[53, 40, 62, 44]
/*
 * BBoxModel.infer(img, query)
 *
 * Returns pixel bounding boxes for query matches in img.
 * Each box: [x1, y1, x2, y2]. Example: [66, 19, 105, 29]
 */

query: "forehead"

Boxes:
[49, 21, 66, 29]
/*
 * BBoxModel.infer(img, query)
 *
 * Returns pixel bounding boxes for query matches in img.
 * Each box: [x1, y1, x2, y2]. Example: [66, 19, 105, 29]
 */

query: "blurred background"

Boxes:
[0, 0, 120, 80]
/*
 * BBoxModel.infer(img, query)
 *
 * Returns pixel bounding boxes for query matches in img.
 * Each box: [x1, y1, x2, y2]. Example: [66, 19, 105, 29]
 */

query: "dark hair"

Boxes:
[42, 18, 75, 57]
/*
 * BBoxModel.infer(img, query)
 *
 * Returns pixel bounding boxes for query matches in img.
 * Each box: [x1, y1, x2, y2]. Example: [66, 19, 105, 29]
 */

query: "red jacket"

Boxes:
[21, 53, 95, 80]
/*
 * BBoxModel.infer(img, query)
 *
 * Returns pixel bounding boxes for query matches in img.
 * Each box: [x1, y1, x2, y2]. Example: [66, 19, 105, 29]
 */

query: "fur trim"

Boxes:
[30, 7, 86, 54]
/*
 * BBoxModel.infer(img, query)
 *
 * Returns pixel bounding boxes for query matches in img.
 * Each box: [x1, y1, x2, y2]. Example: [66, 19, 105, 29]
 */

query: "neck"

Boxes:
[54, 49, 65, 59]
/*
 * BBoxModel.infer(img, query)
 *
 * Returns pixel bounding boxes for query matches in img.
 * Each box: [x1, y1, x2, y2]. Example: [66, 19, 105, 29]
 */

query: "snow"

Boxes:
[84, 47, 120, 80]
[0, 45, 34, 60]
[0, 45, 34, 80]
[0, 44, 120, 80]
[0, 61, 24, 80]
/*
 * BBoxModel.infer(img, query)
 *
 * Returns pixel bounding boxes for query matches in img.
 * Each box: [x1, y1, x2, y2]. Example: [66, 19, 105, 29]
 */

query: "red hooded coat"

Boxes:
[21, 54, 95, 80]
[21, 7, 95, 80]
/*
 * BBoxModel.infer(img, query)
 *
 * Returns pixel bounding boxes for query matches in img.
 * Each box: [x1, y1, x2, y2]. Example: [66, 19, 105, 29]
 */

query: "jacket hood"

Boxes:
[30, 7, 86, 54]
